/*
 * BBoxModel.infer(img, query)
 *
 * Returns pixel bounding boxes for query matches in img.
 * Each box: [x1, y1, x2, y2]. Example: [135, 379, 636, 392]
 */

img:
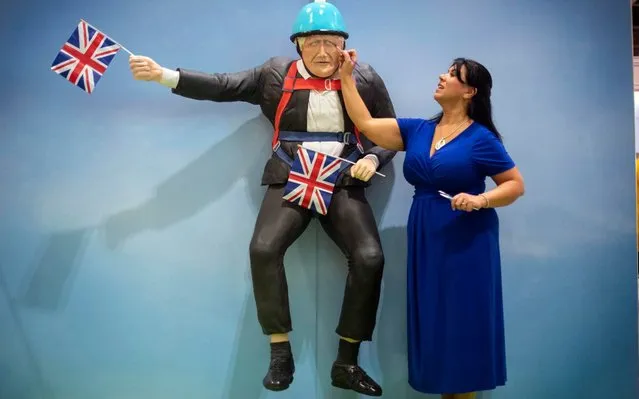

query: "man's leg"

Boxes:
[249, 184, 312, 391]
[318, 185, 385, 397]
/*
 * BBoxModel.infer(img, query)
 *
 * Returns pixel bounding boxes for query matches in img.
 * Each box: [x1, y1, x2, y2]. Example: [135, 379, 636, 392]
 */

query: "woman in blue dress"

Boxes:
[338, 50, 525, 399]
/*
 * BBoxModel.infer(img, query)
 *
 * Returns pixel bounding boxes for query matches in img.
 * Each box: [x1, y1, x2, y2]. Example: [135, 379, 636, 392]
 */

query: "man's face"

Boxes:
[299, 34, 345, 78]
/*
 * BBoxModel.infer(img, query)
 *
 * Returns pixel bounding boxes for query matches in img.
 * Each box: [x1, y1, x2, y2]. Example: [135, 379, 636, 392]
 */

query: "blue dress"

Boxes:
[397, 118, 515, 394]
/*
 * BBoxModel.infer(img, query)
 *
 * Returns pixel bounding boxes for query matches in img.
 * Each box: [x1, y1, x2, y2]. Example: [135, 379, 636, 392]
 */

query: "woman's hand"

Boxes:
[339, 49, 357, 79]
[451, 193, 487, 212]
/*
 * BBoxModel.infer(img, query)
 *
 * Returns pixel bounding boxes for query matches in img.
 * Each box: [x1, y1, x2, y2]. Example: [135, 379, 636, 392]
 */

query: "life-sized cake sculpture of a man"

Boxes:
[129, 0, 396, 395]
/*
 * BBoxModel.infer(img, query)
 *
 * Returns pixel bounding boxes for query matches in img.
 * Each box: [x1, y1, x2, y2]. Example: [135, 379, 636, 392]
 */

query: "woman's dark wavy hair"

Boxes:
[430, 58, 502, 141]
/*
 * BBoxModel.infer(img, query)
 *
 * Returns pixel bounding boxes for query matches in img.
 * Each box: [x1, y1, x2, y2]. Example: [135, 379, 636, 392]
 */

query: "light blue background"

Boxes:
[0, 0, 637, 398]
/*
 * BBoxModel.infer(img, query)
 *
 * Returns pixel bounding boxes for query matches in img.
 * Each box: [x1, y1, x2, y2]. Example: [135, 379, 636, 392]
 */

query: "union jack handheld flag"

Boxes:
[51, 20, 122, 94]
[282, 146, 343, 215]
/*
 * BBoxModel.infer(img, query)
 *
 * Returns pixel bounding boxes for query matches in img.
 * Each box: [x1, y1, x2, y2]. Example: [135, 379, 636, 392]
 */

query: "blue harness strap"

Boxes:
[274, 145, 294, 165]
[278, 130, 359, 145]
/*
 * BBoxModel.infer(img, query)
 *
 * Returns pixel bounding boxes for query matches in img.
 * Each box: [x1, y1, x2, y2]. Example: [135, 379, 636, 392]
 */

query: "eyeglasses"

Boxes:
[304, 38, 342, 51]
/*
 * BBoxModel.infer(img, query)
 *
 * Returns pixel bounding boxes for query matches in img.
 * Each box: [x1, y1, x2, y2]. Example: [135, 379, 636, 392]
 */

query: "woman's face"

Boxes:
[434, 64, 474, 103]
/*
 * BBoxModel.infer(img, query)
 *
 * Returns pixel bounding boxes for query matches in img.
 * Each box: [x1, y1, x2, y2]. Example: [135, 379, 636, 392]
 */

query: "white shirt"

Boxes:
[159, 61, 378, 168]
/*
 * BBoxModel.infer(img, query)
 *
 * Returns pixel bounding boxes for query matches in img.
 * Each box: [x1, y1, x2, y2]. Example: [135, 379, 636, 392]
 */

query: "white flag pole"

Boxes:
[80, 19, 134, 56]
[296, 144, 386, 177]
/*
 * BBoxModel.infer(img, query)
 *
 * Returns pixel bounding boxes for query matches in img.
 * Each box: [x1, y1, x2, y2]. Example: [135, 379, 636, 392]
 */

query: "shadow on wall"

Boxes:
[100, 114, 272, 249]
[16, 110, 403, 314]
[0, 264, 55, 399]
[17, 114, 273, 314]
[15, 113, 317, 398]
[14, 113, 402, 397]
[19, 228, 92, 312]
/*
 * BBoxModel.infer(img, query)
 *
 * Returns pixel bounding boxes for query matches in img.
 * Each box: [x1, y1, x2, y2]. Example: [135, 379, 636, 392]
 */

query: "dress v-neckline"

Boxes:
[428, 121, 475, 160]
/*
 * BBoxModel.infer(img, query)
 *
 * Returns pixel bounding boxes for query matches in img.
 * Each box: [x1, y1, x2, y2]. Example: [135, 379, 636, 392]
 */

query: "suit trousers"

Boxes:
[248, 183, 385, 341]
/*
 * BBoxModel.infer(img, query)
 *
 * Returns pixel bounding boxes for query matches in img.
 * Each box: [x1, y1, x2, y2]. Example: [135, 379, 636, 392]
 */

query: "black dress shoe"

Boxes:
[262, 355, 295, 391]
[330, 361, 382, 396]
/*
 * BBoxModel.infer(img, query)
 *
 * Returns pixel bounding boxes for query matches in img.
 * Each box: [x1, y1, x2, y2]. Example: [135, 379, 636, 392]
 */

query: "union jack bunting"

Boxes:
[282, 146, 343, 215]
[51, 20, 121, 93]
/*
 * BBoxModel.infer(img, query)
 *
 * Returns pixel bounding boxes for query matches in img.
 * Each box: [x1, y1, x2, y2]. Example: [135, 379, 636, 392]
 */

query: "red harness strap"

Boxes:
[271, 61, 362, 149]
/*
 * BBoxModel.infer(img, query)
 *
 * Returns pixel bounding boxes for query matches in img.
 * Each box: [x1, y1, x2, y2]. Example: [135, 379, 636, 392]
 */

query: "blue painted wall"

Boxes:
[0, 0, 636, 398]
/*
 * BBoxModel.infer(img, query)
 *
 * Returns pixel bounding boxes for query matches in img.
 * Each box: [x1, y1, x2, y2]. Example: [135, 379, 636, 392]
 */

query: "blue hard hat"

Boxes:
[290, 0, 348, 42]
